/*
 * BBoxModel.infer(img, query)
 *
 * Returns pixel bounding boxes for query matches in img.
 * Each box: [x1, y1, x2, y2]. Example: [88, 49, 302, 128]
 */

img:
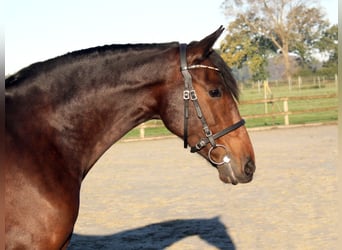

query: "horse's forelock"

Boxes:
[209, 52, 239, 101]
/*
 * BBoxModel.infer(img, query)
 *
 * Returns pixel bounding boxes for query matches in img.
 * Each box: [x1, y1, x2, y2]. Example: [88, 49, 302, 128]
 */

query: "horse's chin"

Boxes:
[219, 175, 239, 185]
[217, 163, 239, 185]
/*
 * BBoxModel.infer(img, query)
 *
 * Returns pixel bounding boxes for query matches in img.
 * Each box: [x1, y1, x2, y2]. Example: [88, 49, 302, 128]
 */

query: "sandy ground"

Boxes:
[68, 124, 337, 250]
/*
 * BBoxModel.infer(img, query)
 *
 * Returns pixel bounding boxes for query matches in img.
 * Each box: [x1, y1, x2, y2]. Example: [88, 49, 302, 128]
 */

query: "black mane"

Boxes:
[6, 42, 239, 101]
[5, 42, 178, 87]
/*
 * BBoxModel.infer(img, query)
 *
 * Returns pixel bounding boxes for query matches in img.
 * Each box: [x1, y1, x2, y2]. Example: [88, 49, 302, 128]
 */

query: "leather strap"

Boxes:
[180, 44, 190, 148]
[180, 44, 216, 149]
[190, 119, 245, 153]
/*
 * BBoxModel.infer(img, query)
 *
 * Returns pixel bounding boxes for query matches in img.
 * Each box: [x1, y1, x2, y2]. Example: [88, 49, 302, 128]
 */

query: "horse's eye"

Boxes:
[209, 89, 222, 98]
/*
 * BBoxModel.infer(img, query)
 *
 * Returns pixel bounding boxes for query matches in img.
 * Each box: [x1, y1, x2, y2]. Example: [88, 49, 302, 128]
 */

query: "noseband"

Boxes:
[179, 43, 245, 165]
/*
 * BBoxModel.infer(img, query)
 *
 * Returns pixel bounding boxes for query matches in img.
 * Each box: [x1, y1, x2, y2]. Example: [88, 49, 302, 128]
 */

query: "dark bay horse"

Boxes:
[5, 26, 255, 249]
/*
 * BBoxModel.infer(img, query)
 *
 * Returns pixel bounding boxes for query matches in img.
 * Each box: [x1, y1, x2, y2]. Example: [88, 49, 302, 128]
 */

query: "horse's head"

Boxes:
[160, 26, 255, 185]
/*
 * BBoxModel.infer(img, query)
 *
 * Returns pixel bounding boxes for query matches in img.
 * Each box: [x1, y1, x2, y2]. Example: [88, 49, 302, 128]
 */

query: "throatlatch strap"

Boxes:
[180, 44, 190, 148]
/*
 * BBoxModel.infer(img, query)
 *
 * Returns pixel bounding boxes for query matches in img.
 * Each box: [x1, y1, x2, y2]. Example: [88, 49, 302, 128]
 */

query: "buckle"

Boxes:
[190, 90, 197, 100]
[183, 90, 190, 100]
[203, 126, 212, 137]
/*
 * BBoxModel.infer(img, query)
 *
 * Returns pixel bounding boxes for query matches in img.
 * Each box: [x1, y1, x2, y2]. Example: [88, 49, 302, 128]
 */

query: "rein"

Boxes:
[179, 43, 245, 166]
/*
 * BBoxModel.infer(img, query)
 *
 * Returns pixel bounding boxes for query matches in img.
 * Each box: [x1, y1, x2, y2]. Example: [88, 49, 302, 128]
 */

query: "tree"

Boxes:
[316, 24, 338, 74]
[221, 0, 329, 80]
[295, 24, 338, 76]
[220, 15, 276, 81]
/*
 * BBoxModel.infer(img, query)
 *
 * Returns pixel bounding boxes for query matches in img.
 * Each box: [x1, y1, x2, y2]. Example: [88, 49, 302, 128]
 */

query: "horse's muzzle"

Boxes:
[218, 158, 255, 185]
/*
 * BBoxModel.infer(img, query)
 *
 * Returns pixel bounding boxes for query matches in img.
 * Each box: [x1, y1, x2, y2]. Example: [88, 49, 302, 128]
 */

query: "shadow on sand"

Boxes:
[68, 216, 235, 250]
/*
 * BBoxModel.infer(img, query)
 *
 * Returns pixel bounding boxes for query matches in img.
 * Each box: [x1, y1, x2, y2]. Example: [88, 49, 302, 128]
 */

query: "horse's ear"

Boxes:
[187, 25, 224, 63]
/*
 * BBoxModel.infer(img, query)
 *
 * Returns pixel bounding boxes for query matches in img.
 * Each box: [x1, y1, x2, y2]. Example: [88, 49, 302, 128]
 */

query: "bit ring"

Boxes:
[208, 144, 230, 166]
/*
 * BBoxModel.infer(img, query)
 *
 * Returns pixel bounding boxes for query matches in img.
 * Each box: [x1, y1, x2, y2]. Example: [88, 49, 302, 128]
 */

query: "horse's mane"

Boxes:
[6, 43, 239, 101]
[5, 42, 178, 87]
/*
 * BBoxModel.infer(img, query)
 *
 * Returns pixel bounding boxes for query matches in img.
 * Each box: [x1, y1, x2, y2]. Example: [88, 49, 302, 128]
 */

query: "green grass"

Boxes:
[124, 121, 172, 139]
[238, 82, 338, 128]
[241, 110, 337, 128]
[123, 81, 338, 139]
[239, 83, 337, 101]
[124, 126, 172, 139]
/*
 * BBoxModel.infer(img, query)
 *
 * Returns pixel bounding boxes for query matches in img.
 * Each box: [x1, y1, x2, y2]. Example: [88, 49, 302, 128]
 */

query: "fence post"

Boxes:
[140, 123, 145, 139]
[283, 99, 289, 125]
[288, 77, 292, 91]
[264, 80, 268, 114]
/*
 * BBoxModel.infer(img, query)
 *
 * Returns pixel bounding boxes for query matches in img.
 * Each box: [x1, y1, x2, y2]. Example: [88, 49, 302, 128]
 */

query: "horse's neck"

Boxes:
[56, 54, 166, 173]
[7, 48, 176, 177]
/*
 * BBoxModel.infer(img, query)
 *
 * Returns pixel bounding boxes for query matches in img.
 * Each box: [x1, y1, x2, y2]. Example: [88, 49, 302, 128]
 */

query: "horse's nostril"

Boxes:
[244, 160, 256, 177]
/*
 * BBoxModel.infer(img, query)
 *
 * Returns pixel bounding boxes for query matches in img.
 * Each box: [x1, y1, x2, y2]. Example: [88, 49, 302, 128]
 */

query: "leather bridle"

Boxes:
[179, 43, 245, 166]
